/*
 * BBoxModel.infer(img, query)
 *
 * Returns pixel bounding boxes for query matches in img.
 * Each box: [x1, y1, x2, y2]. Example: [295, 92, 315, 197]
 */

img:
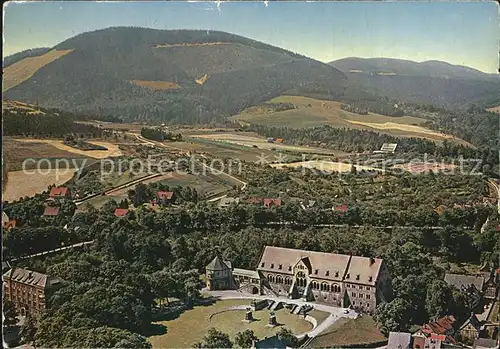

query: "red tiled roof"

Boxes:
[43, 206, 60, 216]
[157, 191, 174, 200]
[114, 208, 129, 217]
[4, 220, 17, 228]
[334, 204, 349, 213]
[422, 315, 456, 336]
[430, 334, 446, 341]
[49, 187, 69, 197]
[264, 198, 282, 207]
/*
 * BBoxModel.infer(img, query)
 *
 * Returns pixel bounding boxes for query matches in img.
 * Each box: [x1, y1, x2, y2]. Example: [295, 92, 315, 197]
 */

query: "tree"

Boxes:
[234, 329, 258, 348]
[277, 327, 298, 347]
[425, 280, 455, 320]
[374, 298, 413, 336]
[194, 328, 233, 348]
[19, 313, 37, 344]
[3, 299, 18, 329]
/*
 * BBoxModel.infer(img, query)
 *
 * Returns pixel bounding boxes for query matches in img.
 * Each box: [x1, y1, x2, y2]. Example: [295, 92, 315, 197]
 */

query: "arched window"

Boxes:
[296, 271, 306, 278]
[276, 275, 283, 284]
[285, 277, 292, 285]
[321, 283, 330, 292]
[311, 281, 318, 290]
[332, 283, 340, 293]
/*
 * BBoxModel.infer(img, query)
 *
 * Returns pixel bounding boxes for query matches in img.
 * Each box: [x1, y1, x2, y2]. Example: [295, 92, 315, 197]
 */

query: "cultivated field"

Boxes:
[3, 49, 74, 92]
[148, 299, 314, 348]
[306, 316, 386, 348]
[3, 169, 76, 202]
[13, 139, 123, 159]
[188, 132, 348, 156]
[271, 160, 384, 173]
[3, 138, 91, 171]
[233, 95, 466, 144]
[129, 80, 180, 90]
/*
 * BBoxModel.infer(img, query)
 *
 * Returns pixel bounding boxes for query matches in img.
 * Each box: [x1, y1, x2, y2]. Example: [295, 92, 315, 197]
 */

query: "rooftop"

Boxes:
[444, 273, 484, 292]
[258, 246, 383, 285]
[3, 267, 61, 288]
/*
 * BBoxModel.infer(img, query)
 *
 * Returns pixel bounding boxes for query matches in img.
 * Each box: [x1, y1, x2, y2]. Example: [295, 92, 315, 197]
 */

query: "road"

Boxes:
[487, 179, 500, 214]
[9, 240, 94, 262]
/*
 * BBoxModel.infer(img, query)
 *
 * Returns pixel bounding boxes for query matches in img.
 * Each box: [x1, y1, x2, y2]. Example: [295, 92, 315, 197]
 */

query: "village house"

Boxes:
[413, 315, 457, 347]
[263, 198, 282, 208]
[444, 273, 485, 311]
[388, 332, 412, 349]
[43, 206, 61, 218]
[114, 208, 129, 217]
[333, 204, 349, 213]
[479, 264, 500, 300]
[205, 246, 392, 314]
[218, 197, 240, 208]
[412, 333, 445, 349]
[459, 313, 484, 343]
[3, 267, 63, 316]
[156, 191, 175, 204]
[49, 186, 71, 199]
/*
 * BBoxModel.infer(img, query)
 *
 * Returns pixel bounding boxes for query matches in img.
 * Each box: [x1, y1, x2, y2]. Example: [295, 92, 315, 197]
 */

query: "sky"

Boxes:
[3, 1, 499, 73]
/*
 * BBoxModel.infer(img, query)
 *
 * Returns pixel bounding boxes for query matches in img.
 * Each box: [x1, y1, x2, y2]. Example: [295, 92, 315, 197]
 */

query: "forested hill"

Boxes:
[330, 57, 500, 109]
[4, 27, 347, 124]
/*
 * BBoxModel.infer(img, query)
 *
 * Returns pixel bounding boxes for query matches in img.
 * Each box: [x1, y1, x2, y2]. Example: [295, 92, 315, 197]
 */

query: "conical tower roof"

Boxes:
[206, 255, 229, 271]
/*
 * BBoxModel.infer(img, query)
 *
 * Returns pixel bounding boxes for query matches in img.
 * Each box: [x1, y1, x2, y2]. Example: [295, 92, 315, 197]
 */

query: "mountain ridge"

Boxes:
[3, 26, 347, 123]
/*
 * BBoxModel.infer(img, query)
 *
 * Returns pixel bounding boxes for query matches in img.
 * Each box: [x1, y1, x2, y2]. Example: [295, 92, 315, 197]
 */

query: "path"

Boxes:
[204, 290, 357, 338]
[9, 240, 94, 262]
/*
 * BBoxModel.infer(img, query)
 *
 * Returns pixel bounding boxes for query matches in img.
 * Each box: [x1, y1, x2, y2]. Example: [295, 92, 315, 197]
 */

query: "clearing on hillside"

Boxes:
[3, 49, 74, 92]
[233, 95, 467, 144]
[129, 80, 180, 90]
[155, 42, 233, 48]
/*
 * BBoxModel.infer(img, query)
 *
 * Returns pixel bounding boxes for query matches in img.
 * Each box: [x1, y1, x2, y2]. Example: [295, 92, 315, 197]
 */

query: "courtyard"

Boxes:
[148, 298, 332, 348]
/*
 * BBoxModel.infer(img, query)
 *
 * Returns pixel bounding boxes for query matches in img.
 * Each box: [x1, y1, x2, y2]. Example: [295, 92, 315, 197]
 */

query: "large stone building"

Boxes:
[205, 246, 392, 314]
[3, 267, 63, 316]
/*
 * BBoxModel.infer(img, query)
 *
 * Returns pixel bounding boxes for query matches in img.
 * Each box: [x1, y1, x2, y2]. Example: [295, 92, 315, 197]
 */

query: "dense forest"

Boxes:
[140, 128, 182, 142]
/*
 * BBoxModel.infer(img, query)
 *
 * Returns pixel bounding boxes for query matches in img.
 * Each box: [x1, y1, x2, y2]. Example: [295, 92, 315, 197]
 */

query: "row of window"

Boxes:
[351, 301, 371, 308]
[351, 292, 371, 299]
[311, 281, 341, 292]
[267, 274, 293, 285]
[346, 284, 371, 291]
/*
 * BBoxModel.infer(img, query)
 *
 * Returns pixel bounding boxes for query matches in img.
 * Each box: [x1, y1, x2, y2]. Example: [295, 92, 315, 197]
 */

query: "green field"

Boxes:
[232, 95, 460, 143]
[148, 299, 326, 348]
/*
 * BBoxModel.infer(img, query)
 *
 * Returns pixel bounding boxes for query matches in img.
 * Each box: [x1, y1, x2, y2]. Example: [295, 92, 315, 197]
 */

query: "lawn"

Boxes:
[148, 299, 318, 348]
[306, 315, 386, 348]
